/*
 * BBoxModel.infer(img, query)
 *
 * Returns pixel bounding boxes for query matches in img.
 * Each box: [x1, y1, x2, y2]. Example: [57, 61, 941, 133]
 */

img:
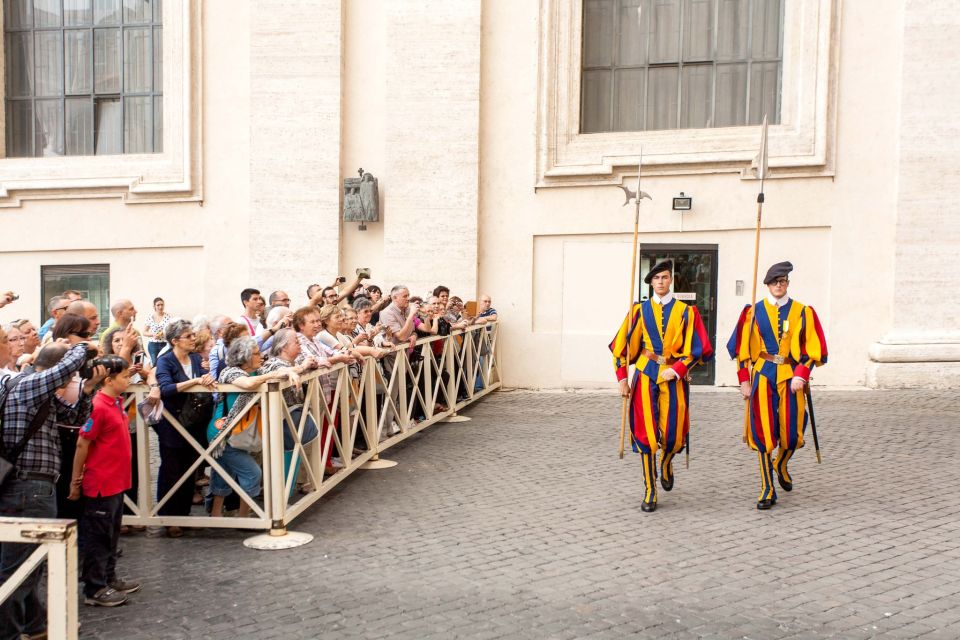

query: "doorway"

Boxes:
[638, 244, 718, 385]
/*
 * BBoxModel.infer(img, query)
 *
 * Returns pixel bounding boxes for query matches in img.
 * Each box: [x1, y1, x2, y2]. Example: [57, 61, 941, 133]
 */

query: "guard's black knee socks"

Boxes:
[757, 451, 776, 503]
[641, 452, 657, 505]
[660, 450, 675, 489]
[775, 448, 794, 488]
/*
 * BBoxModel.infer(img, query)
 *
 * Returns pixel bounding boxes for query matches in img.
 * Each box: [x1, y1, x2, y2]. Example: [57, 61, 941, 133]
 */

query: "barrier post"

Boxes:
[45, 522, 78, 640]
[244, 382, 313, 550]
[134, 387, 152, 524]
[466, 327, 477, 401]
[362, 354, 399, 470]
[0, 518, 79, 640]
[444, 332, 470, 423]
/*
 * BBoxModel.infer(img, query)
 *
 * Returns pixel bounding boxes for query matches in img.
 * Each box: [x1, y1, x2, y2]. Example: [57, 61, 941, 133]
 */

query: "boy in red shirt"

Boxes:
[69, 356, 141, 607]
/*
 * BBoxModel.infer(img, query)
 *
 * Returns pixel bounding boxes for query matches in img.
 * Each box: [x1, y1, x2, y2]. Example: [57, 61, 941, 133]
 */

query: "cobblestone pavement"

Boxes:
[80, 389, 960, 639]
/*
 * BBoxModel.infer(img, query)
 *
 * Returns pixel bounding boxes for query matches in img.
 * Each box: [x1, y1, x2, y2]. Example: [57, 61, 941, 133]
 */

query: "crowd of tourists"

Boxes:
[0, 277, 497, 634]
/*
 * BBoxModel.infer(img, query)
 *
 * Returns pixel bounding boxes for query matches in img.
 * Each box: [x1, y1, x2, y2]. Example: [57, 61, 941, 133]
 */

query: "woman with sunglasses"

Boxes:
[154, 319, 216, 537]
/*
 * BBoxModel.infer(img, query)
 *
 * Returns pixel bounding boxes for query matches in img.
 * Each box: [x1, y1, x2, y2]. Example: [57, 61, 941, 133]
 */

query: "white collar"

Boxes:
[652, 292, 674, 305]
[766, 293, 790, 308]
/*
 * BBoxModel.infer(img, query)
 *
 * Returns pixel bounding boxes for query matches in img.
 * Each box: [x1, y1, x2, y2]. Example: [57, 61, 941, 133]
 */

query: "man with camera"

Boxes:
[380, 285, 420, 345]
[0, 340, 109, 639]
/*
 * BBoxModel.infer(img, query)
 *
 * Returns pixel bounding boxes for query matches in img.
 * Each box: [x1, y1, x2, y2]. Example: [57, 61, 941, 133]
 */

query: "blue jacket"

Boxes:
[154, 350, 207, 449]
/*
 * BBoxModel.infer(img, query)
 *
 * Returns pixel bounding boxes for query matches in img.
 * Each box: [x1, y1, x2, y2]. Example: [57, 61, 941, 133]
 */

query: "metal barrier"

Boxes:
[120, 321, 501, 533]
[0, 517, 79, 640]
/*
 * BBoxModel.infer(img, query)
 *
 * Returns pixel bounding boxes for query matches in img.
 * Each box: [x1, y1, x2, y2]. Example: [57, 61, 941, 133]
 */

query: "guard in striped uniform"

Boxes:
[726, 261, 828, 510]
[609, 260, 714, 512]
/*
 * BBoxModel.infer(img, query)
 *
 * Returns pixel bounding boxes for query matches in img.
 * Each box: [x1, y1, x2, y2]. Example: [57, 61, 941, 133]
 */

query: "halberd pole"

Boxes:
[617, 152, 651, 459]
[748, 115, 769, 328]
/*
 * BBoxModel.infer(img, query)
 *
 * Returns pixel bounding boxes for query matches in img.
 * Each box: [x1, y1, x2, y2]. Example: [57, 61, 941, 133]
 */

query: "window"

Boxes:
[40, 263, 109, 327]
[580, 0, 783, 133]
[4, 0, 163, 158]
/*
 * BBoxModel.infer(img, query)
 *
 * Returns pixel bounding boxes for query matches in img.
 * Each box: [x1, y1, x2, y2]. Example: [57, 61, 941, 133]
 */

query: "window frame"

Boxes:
[40, 262, 110, 326]
[536, 0, 838, 188]
[579, 0, 785, 133]
[0, 0, 200, 206]
[3, 1, 164, 157]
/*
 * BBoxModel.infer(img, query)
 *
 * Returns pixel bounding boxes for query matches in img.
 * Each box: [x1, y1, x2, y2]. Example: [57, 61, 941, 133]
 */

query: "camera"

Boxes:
[356, 267, 371, 279]
[337, 276, 347, 284]
[9, 294, 18, 301]
[79, 352, 127, 379]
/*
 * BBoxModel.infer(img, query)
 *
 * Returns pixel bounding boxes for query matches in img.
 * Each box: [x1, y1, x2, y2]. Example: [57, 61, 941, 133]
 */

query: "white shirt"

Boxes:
[237, 314, 265, 338]
[766, 293, 790, 307]
[651, 292, 674, 305]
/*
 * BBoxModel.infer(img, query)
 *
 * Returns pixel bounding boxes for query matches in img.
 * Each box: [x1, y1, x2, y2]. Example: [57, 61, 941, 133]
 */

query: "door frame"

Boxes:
[639, 243, 719, 385]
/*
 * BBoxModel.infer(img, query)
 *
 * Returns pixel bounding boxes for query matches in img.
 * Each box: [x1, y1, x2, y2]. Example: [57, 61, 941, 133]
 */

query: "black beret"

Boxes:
[763, 261, 793, 285]
[644, 260, 673, 285]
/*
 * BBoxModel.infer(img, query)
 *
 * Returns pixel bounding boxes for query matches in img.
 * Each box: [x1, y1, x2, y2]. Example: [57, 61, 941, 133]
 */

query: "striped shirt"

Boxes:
[295, 333, 339, 402]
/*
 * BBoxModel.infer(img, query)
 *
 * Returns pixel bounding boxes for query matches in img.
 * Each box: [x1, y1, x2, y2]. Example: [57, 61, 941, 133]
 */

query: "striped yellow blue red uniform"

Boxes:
[609, 298, 713, 456]
[726, 298, 828, 454]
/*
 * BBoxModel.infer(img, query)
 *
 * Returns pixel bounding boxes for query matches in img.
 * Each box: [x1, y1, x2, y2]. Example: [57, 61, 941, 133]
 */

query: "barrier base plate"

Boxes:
[443, 414, 471, 423]
[243, 530, 313, 550]
[360, 458, 398, 469]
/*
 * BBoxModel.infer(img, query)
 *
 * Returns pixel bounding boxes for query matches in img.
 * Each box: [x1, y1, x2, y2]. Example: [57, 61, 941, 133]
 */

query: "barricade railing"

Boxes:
[120, 321, 501, 533]
[0, 517, 79, 640]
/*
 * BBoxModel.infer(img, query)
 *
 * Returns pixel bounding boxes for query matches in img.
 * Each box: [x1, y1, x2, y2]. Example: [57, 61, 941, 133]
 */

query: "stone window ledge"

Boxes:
[536, 0, 838, 188]
[0, 0, 201, 207]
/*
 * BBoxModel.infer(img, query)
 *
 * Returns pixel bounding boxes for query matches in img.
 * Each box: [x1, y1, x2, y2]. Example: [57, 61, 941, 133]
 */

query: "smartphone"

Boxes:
[133, 352, 144, 366]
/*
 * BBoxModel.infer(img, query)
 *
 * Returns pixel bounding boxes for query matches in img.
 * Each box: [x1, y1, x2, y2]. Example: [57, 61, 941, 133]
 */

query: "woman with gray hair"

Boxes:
[206, 335, 299, 519]
[263, 329, 321, 493]
[154, 319, 216, 536]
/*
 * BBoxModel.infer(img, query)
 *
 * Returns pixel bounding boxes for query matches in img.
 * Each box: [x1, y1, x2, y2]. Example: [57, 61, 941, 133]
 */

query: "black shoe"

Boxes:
[659, 453, 674, 491]
[640, 500, 657, 513]
[660, 469, 673, 491]
[777, 474, 792, 491]
[756, 499, 773, 510]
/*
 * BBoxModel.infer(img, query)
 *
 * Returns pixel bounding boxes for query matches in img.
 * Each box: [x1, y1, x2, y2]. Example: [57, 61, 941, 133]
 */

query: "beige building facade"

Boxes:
[0, 0, 957, 390]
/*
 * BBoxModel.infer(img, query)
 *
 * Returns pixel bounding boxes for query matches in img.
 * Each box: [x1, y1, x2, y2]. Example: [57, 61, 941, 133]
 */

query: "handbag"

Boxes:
[178, 392, 214, 441]
[227, 403, 262, 452]
[212, 392, 262, 453]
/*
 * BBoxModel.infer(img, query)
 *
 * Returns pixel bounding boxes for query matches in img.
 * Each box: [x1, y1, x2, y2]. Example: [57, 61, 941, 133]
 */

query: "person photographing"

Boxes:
[0, 340, 109, 639]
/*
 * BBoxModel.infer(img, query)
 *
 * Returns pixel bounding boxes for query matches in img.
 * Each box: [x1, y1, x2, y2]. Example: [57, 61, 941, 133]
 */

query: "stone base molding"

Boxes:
[867, 332, 960, 389]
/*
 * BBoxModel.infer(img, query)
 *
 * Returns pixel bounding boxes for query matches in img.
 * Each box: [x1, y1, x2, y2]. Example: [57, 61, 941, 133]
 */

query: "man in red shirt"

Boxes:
[69, 356, 142, 607]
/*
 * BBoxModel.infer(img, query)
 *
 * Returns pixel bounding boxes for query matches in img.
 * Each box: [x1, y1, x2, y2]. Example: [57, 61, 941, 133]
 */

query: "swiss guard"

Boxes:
[726, 261, 828, 510]
[609, 260, 713, 513]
